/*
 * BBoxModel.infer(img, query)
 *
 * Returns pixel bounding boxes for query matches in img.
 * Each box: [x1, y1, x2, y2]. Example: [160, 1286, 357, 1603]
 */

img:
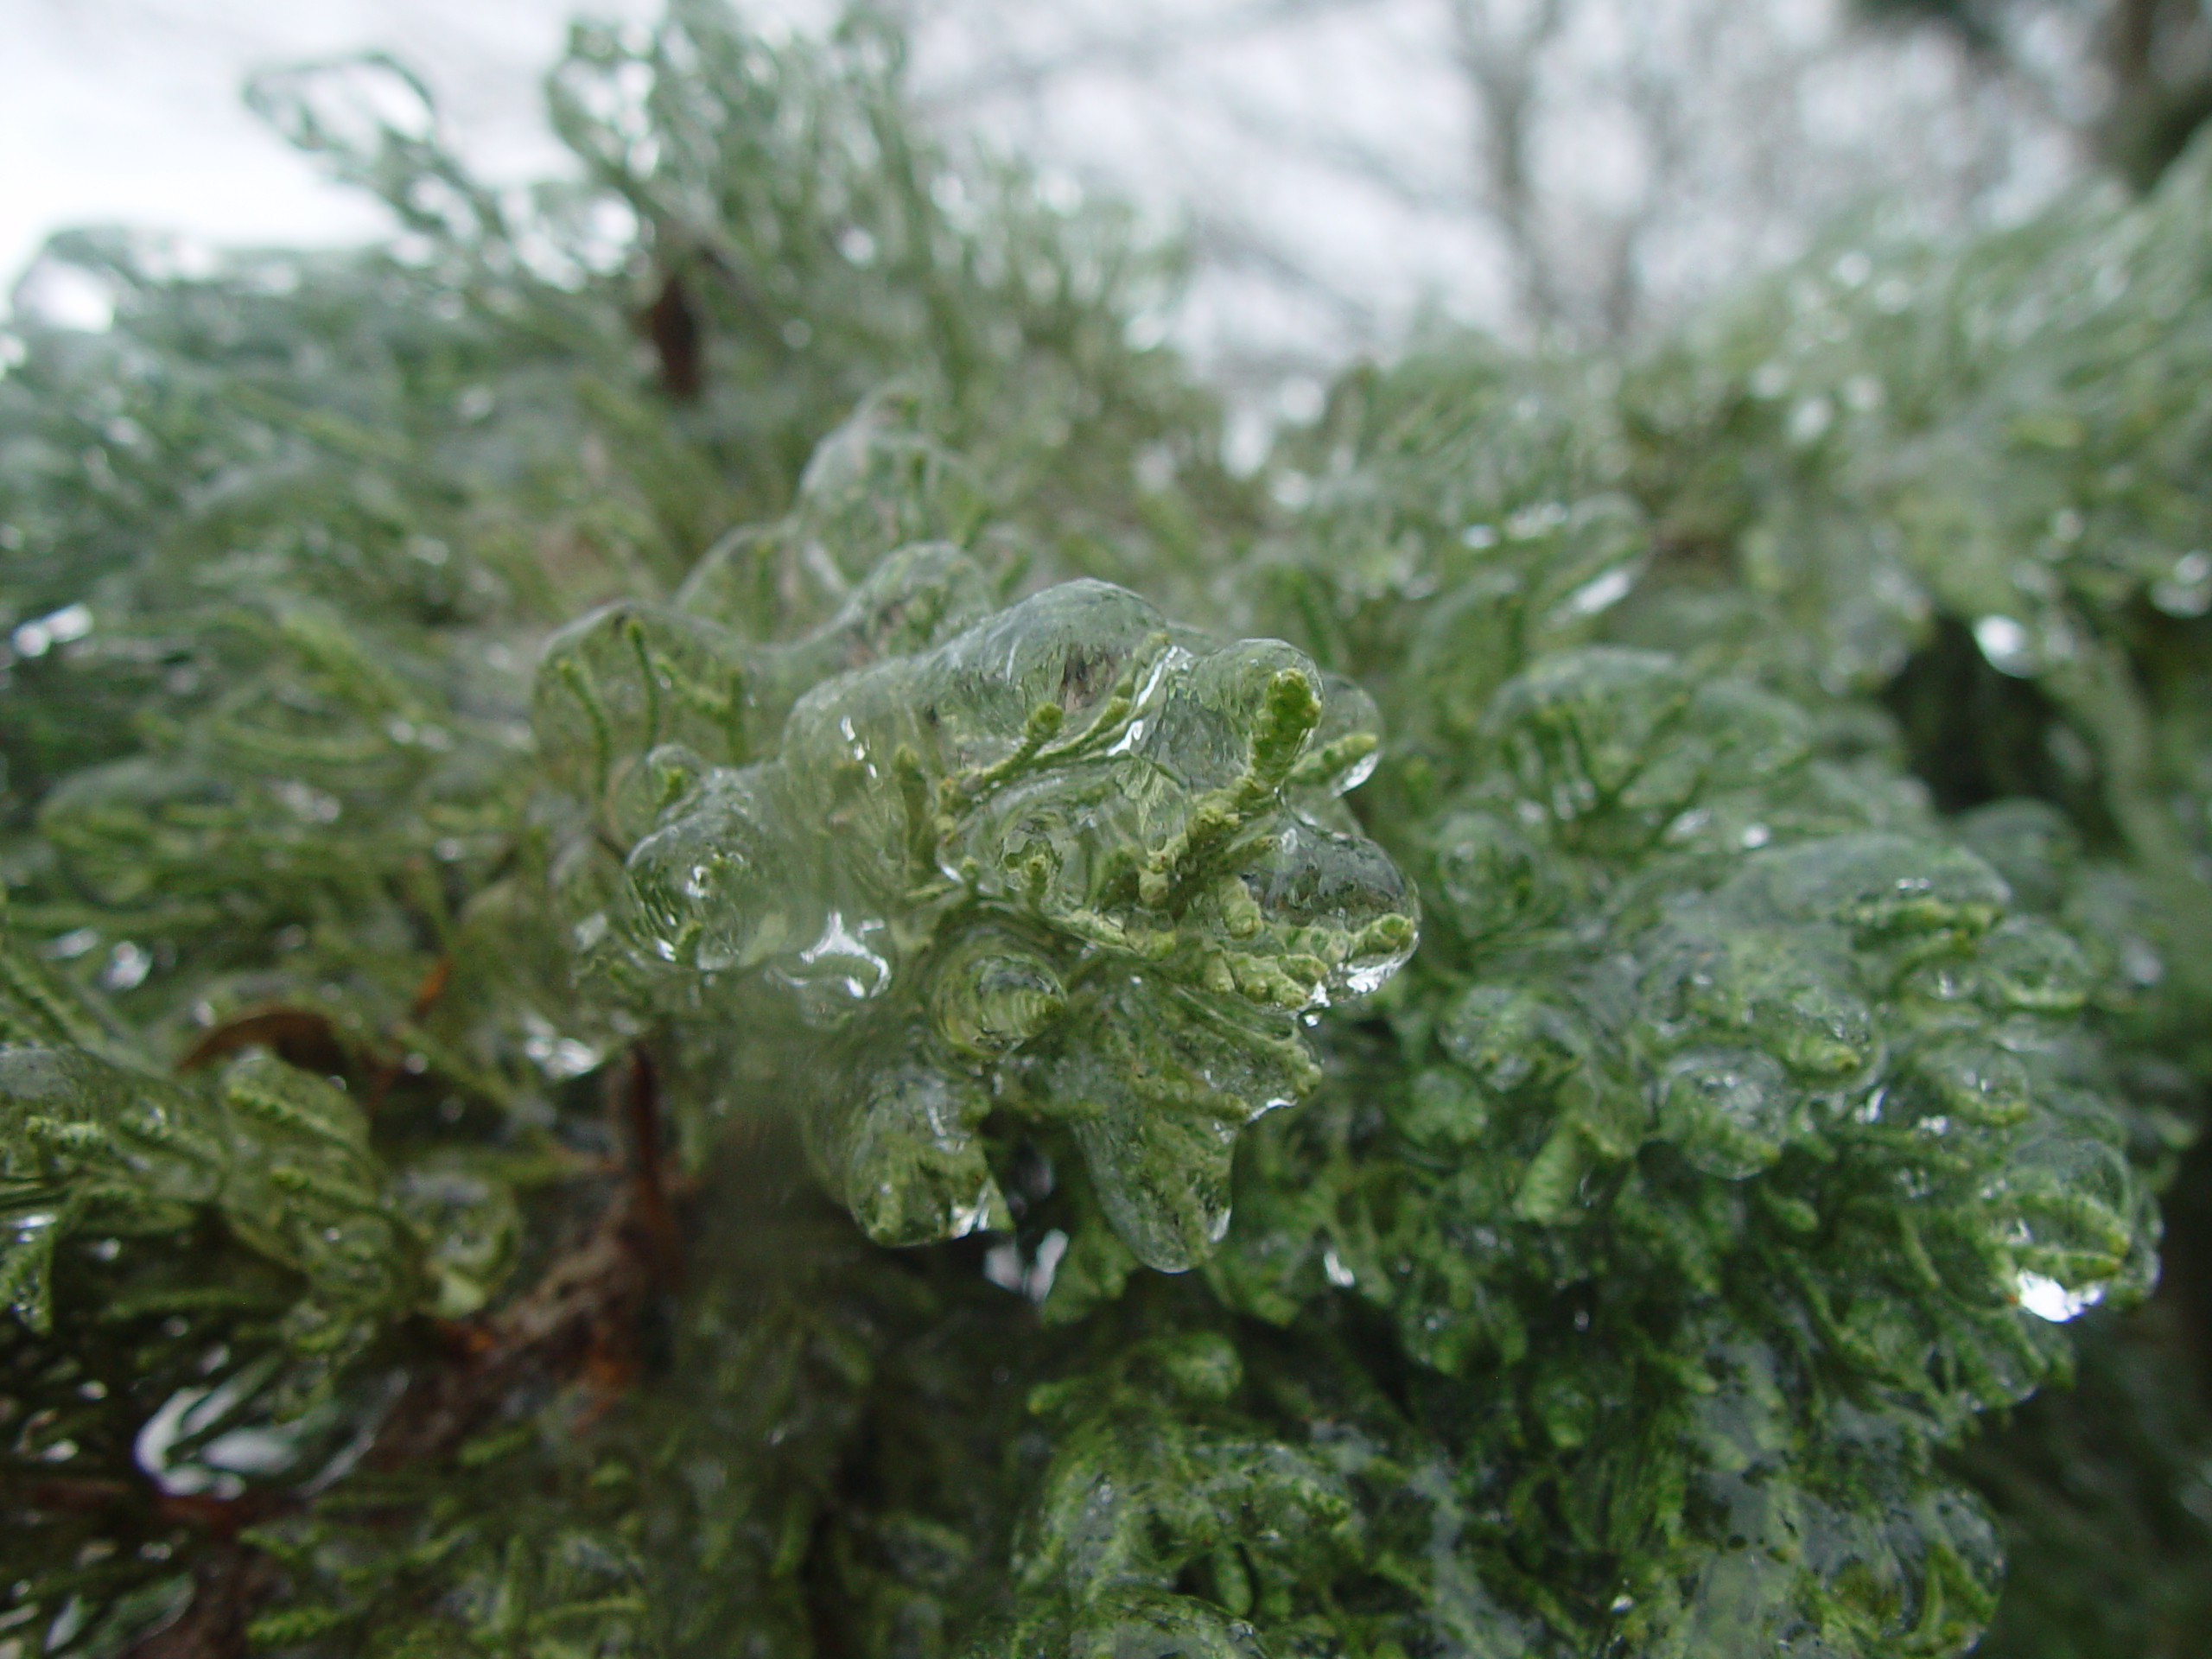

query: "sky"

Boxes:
[2, 0, 668, 290]
[3, 0, 2075, 377]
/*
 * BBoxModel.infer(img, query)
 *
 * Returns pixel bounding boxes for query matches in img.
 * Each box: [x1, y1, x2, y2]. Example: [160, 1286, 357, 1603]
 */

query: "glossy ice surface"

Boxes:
[534, 561, 1418, 1268]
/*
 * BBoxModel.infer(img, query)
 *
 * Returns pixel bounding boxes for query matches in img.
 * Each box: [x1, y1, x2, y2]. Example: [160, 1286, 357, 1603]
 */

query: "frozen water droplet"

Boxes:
[1025, 1229, 1069, 1301]
[1976, 917, 2093, 1012]
[1788, 396, 1833, 446]
[99, 941, 150, 992]
[621, 766, 802, 974]
[1973, 614, 2037, 677]
[982, 1241, 1023, 1293]
[2015, 1270, 2104, 1323]
[2152, 549, 2212, 617]
[931, 932, 1065, 1056]
[1557, 563, 1636, 619]
[42, 927, 99, 961]
[788, 910, 891, 1001]
[1660, 1048, 1793, 1178]
[2120, 937, 2164, 987]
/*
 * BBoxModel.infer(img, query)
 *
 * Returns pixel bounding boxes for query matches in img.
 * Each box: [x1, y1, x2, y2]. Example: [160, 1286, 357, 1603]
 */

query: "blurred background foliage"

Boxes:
[3, 0, 2211, 1655]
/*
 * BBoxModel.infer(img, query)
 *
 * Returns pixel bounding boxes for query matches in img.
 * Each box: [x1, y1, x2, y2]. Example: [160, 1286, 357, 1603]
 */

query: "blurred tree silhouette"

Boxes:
[1857, 0, 2212, 186]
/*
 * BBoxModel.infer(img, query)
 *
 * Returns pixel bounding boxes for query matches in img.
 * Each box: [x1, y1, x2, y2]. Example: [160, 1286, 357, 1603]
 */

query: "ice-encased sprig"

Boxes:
[1, 919, 517, 1376]
[583, 573, 1418, 1269]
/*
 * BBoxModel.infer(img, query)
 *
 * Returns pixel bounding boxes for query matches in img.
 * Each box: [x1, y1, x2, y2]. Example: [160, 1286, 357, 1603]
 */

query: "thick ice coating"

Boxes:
[534, 563, 1418, 1269]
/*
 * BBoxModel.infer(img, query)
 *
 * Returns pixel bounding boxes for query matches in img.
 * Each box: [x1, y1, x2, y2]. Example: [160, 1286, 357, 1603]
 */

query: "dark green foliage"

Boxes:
[1961, 1292, 2212, 1659]
[1203, 656, 2158, 1650]
[3, 5, 2209, 1657]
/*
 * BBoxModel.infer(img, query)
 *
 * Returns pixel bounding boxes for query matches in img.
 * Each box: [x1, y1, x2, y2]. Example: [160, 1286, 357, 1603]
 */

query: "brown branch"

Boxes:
[1445, 0, 1574, 331]
[175, 1008, 350, 1078]
[617, 1045, 683, 1287]
[367, 1177, 663, 1467]
[116, 1044, 679, 1656]
[643, 272, 703, 403]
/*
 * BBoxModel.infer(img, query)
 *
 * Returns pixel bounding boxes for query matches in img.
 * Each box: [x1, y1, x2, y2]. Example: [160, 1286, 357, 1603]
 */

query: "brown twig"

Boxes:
[365, 1049, 678, 1466]
[175, 1008, 350, 1078]
[645, 272, 703, 402]
[364, 955, 454, 1113]
[119, 1042, 678, 1656]
[365, 1196, 657, 1466]
[616, 1045, 684, 1288]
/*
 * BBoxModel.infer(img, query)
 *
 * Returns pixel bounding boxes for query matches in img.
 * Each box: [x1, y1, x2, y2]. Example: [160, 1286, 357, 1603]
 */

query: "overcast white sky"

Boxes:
[3, 0, 2075, 379]
[1, 0, 672, 287]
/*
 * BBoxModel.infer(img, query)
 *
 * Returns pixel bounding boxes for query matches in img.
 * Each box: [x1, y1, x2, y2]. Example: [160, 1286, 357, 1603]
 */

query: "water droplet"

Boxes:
[931, 932, 1065, 1056]
[1505, 501, 1569, 540]
[2120, 937, 2164, 987]
[1975, 917, 2093, 1012]
[1788, 396, 1834, 446]
[779, 910, 893, 1007]
[10, 601, 92, 660]
[99, 941, 150, 992]
[1025, 1229, 1069, 1301]
[1756, 833, 2009, 937]
[2152, 549, 2212, 617]
[982, 1241, 1023, 1294]
[41, 927, 99, 961]
[621, 766, 803, 974]
[519, 1021, 601, 1080]
[1557, 563, 1636, 619]
[1659, 1048, 1794, 1178]
[1973, 614, 2037, 677]
[809, 1045, 1006, 1249]
[2014, 1269, 2104, 1323]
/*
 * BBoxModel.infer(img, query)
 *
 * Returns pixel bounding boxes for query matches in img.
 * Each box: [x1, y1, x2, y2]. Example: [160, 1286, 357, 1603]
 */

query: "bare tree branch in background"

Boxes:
[1444, 0, 1572, 330]
[1857, 0, 2212, 186]
[893, 0, 2085, 388]
[912, 0, 1395, 110]
[6, 0, 2138, 399]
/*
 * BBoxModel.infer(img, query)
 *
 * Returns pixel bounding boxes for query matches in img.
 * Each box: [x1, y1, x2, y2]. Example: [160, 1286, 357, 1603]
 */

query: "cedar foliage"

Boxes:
[3, 3, 2209, 1656]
